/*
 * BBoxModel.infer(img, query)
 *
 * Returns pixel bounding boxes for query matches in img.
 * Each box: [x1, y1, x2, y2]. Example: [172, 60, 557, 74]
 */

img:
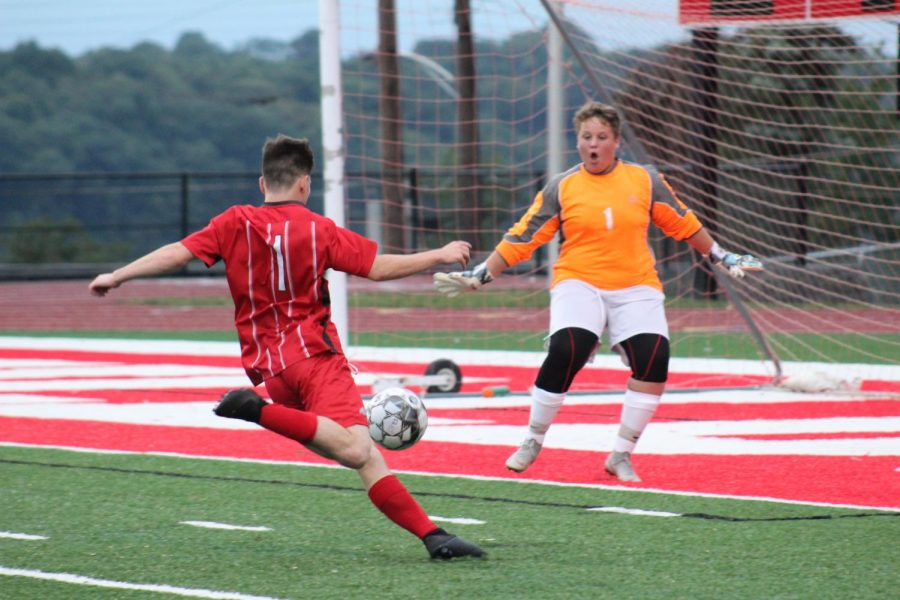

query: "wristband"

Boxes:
[471, 262, 494, 285]
[708, 242, 726, 264]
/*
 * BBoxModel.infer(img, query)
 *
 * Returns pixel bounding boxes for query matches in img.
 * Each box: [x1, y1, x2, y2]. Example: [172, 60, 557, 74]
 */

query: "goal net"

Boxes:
[336, 0, 899, 392]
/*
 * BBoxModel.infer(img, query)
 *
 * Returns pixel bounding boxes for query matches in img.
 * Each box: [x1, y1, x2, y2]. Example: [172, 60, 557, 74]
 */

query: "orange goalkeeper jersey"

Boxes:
[495, 160, 703, 292]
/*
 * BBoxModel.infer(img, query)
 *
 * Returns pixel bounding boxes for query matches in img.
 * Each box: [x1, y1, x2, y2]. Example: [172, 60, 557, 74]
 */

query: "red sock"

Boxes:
[258, 404, 318, 443]
[367, 475, 438, 539]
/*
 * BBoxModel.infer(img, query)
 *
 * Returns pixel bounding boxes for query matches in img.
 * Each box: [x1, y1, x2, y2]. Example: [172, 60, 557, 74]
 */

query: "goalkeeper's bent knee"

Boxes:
[534, 327, 599, 393]
[618, 334, 669, 383]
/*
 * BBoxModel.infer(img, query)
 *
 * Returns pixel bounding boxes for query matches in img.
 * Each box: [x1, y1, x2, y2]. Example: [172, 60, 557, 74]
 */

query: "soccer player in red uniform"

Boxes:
[89, 134, 485, 559]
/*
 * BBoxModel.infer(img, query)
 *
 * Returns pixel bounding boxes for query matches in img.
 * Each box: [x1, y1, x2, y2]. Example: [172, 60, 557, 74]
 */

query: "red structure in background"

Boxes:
[680, 0, 898, 25]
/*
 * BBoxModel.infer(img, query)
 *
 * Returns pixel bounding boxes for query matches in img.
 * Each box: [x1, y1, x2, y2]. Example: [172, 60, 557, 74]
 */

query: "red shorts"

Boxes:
[264, 353, 367, 428]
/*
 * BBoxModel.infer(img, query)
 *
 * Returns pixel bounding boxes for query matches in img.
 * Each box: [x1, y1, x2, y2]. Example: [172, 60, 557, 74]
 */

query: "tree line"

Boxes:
[0, 23, 894, 265]
[0, 31, 322, 174]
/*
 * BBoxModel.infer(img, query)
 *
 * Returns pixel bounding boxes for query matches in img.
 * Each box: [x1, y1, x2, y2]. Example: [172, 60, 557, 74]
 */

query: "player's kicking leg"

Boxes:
[356, 436, 485, 559]
[215, 388, 485, 559]
[422, 529, 486, 559]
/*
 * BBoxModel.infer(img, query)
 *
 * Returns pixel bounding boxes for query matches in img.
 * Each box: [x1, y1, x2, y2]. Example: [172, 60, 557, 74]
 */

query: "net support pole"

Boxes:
[545, 0, 564, 283]
[687, 26, 721, 299]
[712, 271, 783, 384]
[319, 0, 349, 344]
[538, 0, 649, 164]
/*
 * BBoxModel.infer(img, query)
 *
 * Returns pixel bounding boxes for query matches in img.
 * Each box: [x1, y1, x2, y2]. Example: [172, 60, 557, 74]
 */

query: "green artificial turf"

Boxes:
[0, 446, 897, 599]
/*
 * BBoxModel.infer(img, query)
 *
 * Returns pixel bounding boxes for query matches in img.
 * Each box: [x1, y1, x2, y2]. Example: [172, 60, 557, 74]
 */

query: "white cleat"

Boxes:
[505, 438, 542, 472]
[604, 451, 641, 482]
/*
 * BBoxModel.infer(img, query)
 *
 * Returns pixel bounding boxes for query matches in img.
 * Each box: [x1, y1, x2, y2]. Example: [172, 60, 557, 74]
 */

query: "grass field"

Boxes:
[2, 445, 897, 600]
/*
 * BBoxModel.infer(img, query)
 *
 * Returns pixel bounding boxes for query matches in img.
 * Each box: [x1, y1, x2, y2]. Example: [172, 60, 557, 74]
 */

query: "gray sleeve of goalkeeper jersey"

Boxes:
[501, 165, 575, 245]
[647, 165, 690, 217]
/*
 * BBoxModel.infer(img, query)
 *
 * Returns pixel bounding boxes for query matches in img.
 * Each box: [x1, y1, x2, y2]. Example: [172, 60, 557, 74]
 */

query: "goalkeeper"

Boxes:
[434, 101, 763, 482]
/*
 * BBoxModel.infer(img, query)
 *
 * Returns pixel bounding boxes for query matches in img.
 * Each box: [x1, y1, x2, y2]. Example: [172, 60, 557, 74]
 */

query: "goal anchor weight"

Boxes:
[371, 359, 463, 395]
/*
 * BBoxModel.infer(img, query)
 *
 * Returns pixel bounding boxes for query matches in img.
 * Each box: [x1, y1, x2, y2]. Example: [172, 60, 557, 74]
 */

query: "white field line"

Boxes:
[1, 336, 898, 381]
[0, 337, 240, 357]
[0, 401, 257, 430]
[0, 531, 47, 540]
[423, 388, 892, 407]
[4, 442, 898, 514]
[0, 394, 104, 405]
[586, 506, 681, 518]
[0, 364, 240, 381]
[422, 418, 900, 456]
[180, 521, 271, 532]
[5, 397, 894, 455]
[0, 376, 250, 393]
[428, 516, 486, 525]
[0, 566, 285, 600]
[0, 360, 116, 370]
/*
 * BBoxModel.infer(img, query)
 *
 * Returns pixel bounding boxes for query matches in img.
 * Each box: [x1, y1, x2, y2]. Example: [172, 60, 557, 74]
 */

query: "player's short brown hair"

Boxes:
[572, 101, 621, 138]
[261, 134, 315, 190]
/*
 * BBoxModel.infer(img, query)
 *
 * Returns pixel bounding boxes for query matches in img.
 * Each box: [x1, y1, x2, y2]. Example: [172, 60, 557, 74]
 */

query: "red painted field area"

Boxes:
[0, 339, 897, 511]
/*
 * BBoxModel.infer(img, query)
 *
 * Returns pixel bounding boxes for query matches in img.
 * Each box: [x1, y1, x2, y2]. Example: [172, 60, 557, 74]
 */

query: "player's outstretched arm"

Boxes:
[433, 251, 509, 298]
[366, 240, 471, 282]
[686, 228, 763, 279]
[89, 242, 196, 296]
[709, 243, 763, 279]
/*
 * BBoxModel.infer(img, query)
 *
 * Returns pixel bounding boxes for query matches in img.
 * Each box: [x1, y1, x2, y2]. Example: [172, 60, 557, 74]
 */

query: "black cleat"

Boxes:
[214, 388, 266, 423]
[423, 529, 486, 560]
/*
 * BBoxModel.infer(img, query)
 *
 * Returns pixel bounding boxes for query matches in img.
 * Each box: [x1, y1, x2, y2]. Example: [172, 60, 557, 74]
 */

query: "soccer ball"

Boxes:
[365, 387, 428, 450]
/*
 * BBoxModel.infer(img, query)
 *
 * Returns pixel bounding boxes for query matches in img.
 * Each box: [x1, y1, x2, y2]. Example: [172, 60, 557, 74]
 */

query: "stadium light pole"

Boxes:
[361, 51, 459, 99]
[319, 0, 349, 345]
[400, 51, 459, 99]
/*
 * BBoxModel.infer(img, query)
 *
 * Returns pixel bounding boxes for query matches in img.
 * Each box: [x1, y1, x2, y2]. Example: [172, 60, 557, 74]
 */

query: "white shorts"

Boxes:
[548, 279, 668, 348]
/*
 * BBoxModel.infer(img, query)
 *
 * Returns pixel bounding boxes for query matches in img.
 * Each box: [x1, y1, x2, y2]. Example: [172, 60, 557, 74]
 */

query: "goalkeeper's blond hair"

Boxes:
[573, 101, 621, 137]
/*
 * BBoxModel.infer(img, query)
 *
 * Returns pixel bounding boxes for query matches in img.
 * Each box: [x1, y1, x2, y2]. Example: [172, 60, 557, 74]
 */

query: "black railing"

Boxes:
[0, 168, 547, 280]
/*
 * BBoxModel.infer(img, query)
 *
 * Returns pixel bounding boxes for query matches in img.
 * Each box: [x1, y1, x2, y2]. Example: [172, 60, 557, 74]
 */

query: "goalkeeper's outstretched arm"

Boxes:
[433, 251, 510, 297]
[686, 228, 763, 279]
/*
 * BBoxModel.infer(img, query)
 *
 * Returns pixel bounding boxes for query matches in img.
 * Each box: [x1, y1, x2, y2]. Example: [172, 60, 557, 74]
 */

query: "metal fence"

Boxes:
[0, 171, 305, 279]
[0, 169, 548, 280]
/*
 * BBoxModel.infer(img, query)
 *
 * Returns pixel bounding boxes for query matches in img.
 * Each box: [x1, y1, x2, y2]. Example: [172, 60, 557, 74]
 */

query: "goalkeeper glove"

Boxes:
[433, 261, 494, 298]
[708, 242, 763, 279]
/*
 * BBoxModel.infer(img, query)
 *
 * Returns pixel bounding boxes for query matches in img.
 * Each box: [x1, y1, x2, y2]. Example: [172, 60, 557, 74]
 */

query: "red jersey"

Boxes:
[182, 201, 377, 385]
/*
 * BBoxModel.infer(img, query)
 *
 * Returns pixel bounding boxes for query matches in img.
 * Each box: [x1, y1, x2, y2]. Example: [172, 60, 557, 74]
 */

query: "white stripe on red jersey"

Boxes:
[182, 202, 377, 385]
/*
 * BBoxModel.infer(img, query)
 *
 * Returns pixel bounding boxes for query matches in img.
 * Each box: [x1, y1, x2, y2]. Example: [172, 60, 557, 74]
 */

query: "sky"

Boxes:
[0, 0, 328, 55]
[0, 0, 558, 57]
[0, 0, 687, 58]
[1, 0, 894, 58]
